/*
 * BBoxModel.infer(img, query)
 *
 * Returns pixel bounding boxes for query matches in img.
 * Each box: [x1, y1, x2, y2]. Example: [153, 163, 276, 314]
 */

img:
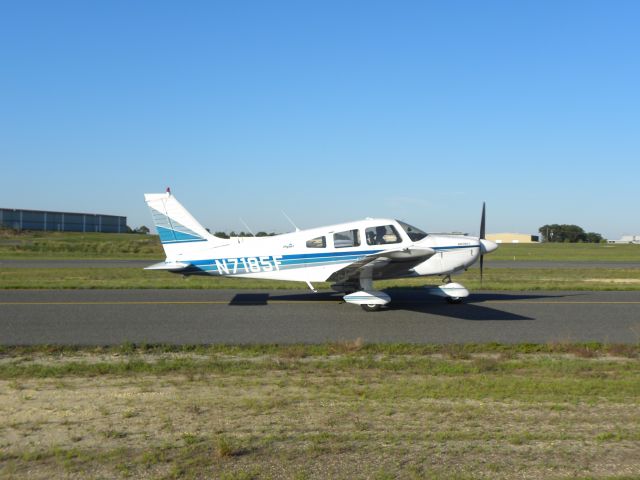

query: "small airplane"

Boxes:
[144, 190, 498, 311]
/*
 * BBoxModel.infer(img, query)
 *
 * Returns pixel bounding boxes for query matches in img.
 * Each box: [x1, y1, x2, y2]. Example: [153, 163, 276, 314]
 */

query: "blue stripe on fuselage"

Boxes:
[181, 245, 479, 275]
[186, 249, 384, 266]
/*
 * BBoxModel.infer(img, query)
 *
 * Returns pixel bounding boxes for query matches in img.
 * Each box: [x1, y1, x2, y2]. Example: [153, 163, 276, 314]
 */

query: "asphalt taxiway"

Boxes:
[1, 289, 639, 345]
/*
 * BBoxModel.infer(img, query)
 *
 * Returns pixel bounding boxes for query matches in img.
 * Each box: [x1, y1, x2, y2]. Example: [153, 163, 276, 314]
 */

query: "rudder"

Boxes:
[144, 192, 227, 258]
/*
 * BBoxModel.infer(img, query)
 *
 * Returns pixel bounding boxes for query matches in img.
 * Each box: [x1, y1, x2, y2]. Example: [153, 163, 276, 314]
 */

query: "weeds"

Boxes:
[2, 342, 640, 363]
[2, 350, 640, 479]
[215, 435, 241, 458]
[472, 357, 500, 372]
[442, 344, 472, 359]
[328, 337, 365, 354]
[102, 429, 128, 439]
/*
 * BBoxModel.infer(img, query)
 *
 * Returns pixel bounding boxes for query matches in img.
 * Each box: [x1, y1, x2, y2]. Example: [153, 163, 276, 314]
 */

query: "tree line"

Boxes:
[212, 231, 277, 239]
[538, 224, 604, 243]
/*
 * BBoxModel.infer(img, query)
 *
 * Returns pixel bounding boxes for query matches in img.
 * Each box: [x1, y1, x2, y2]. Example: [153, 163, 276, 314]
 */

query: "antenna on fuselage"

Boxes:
[239, 218, 255, 237]
[281, 211, 300, 232]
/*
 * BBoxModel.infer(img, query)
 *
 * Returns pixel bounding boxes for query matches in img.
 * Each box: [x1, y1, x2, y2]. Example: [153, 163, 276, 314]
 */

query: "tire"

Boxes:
[361, 304, 383, 312]
[446, 297, 462, 305]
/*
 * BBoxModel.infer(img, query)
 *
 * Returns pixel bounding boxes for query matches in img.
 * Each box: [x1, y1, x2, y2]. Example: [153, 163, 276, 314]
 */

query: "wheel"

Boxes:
[361, 304, 383, 312]
[446, 297, 462, 304]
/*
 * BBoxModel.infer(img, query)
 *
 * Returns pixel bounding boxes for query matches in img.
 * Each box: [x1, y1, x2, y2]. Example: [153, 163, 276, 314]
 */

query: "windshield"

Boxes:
[396, 220, 428, 242]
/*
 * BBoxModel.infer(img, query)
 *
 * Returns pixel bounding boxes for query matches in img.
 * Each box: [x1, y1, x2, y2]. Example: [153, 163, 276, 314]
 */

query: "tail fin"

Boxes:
[144, 192, 227, 259]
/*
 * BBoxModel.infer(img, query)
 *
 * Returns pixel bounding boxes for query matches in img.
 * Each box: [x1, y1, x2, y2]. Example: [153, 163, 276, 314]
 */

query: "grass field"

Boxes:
[489, 242, 640, 262]
[0, 231, 162, 259]
[2, 266, 640, 290]
[2, 230, 640, 262]
[1, 231, 639, 290]
[1, 344, 639, 479]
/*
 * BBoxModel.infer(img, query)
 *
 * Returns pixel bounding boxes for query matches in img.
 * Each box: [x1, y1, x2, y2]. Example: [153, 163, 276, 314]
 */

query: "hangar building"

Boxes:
[0, 208, 127, 233]
[486, 233, 540, 244]
[609, 235, 640, 244]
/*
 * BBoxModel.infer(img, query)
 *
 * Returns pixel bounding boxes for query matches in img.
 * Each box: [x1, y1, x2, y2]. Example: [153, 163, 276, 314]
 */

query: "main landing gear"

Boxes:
[335, 276, 470, 312]
[337, 274, 391, 312]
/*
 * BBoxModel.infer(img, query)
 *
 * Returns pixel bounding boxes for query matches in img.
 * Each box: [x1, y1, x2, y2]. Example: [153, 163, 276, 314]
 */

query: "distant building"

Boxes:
[608, 235, 640, 245]
[486, 233, 540, 244]
[0, 208, 127, 233]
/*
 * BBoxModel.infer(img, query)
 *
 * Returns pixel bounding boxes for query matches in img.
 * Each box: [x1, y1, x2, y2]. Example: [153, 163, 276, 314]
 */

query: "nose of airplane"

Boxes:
[480, 239, 498, 254]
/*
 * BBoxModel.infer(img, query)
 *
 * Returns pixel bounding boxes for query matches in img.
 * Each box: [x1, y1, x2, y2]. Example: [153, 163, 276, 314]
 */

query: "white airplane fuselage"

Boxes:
[159, 218, 486, 283]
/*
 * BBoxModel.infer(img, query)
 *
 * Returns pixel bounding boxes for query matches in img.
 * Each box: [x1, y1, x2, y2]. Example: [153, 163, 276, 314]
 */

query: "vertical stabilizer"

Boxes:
[144, 192, 227, 259]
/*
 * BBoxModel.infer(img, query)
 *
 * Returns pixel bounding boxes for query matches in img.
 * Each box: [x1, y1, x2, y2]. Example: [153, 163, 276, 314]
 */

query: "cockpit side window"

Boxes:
[365, 225, 402, 245]
[333, 229, 360, 248]
[306, 236, 326, 248]
[396, 220, 428, 242]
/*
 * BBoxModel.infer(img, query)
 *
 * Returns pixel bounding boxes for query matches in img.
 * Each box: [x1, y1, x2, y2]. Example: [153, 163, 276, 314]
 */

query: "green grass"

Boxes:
[2, 230, 640, 262]
[2, 352, 640, 404]
[488, 242, 640, 262]
[1, 345, 639, 479]
[2, 266, 639, 290]
[0, 267, 314, 289]
[1, 231, 639, 290]
[4, 341, 637, 358]
[0, 230, 163, 259]
[0, 344, 640, 362]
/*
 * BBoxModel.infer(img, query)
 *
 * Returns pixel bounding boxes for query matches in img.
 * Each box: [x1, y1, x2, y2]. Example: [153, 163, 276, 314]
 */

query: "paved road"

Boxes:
[3, 259, 640, 269]
[0, 259, 153, 268]
[1, 289, 639, 345]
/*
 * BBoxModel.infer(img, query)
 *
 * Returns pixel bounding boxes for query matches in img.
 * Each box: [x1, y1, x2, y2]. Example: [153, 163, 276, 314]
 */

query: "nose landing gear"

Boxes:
[361, 304, 384, 312]
[425, 282, 469, 304]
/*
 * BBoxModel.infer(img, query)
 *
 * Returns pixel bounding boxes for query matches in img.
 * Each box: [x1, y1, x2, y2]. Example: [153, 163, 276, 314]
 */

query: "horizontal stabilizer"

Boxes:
[144, 261, 191, 271]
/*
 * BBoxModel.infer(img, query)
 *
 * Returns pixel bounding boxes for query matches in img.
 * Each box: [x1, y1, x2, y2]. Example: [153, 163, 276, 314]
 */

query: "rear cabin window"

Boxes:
[306, 236, 326, 248]
[365, 225, 402, 245]
[333, 229, 360, 248]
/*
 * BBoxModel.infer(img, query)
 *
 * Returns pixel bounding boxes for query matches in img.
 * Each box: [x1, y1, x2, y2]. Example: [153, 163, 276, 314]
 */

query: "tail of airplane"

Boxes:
[144, 191, 227, 259]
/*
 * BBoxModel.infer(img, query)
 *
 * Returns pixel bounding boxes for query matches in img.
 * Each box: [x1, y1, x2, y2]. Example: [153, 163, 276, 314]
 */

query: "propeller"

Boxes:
[479, 202, 486, 285]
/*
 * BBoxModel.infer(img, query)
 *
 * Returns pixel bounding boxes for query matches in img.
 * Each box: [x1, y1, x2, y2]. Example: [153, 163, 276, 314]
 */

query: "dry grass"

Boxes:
[1, 350, 639, 479]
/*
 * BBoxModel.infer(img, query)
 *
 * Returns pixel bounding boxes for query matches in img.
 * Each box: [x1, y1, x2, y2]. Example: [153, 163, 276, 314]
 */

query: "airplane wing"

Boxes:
[327, 246, 436, 283]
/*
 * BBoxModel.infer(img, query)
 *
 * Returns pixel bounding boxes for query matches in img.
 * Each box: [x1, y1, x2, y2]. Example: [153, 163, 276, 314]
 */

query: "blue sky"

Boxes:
[1, 1, 638, 238]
